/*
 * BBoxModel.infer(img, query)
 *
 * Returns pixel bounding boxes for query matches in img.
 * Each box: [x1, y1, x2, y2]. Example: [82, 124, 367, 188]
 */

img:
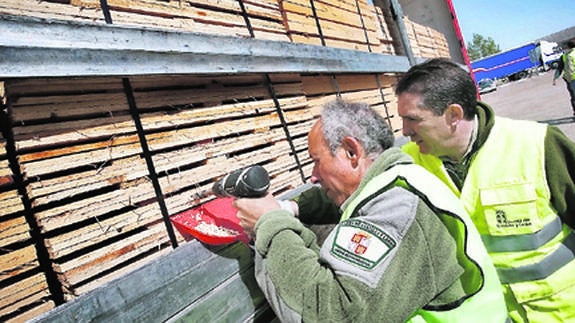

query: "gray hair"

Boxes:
[320, 99, 394, 159]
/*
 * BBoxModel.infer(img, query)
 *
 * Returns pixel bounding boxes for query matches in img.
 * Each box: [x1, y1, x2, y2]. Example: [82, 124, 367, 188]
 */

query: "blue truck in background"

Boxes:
[471, 40, 562, 86]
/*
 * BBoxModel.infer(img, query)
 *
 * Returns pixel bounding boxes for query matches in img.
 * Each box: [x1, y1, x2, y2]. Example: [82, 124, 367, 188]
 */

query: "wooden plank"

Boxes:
[130, 73, 270, 92]
[10, 92, 129, 123]
[19, 134, 143, 178]
[26, 155, 148, 206]
[283, 11, 376, 44]
[0, 245, 39, 281]
[0, 159, 10, 177]
[3, 77, 126, 97]
[12, 115, 137, 151]
[280, 0, 381, 51]
[283, 0, 375, 31]
[0, 214, 30, 246]
[0, 132, 6, 157]
[68, 0, 289, 41]
[45, 200, 162, 258]
[5, 300, 55, 323]
[0, 273, 51, 318]
[54, 222, 167, 287]
[0, 0, 255, 39]
[35, 177, 156, 233]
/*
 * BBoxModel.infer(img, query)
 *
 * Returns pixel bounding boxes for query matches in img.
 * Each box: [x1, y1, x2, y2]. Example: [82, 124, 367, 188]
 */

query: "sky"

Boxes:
[450, 0, 575, 51]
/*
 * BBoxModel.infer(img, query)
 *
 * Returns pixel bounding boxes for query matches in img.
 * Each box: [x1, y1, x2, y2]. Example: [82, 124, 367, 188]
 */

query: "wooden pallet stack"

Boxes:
[404, 15, 451, 59]
[280, 0, 391, 53]
[5, 77, 168, 304]
[0, 0, 449, 59]
[0, 127, 55, 321]
[0, 0, 289, 42]
[0, 0, 398, 54]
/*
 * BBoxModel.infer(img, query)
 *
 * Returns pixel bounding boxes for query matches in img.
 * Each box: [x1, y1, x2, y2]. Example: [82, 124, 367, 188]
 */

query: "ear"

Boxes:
[341, 136, 362, 168]
[445, 104, 464, 128]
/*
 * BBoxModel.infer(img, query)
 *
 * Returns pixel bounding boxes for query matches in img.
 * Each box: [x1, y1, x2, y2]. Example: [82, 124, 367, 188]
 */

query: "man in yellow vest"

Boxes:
[396, 58, 575, 322]
[233, 99, 508, 322]
[553, 38, 575, 115]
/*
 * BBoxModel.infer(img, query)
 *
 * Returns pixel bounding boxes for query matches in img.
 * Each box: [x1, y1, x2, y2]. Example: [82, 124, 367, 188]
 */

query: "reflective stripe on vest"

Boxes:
[481, 216, 562, 252]
[496, 231, 575, 284]
[341, 162, 507, 322]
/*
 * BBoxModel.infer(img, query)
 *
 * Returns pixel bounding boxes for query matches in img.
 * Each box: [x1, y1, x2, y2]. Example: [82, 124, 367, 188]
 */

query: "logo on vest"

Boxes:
[495, 209, 532, 228]
[331, 219, 396, 270]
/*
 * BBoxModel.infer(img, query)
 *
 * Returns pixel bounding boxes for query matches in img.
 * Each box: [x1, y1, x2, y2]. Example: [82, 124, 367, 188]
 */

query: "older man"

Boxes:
[233, 99, 507, 322]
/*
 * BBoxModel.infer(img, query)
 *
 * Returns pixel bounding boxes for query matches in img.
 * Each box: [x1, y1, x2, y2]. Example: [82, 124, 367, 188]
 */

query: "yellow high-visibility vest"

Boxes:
[403, 117, 575, 322]
[342, 163, 508, 322]
[562, 49, 575, 81]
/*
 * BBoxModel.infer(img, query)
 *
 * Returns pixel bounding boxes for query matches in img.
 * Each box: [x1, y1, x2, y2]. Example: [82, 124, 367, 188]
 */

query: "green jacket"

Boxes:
[253, 148, 498, 322]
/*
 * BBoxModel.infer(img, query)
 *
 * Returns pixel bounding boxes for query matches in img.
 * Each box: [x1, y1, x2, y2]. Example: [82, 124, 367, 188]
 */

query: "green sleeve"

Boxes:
[545, 126, 575, 229]
[253, 195, 465, 321]
[295, 186, 341, 224]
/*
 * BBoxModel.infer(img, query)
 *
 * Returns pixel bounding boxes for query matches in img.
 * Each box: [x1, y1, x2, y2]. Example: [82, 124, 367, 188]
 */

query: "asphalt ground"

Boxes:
[480, 70, 575, 142]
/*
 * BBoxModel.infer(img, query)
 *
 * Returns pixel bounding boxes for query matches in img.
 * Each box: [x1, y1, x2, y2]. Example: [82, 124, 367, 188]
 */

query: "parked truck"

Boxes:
[471, 40, 562, 85]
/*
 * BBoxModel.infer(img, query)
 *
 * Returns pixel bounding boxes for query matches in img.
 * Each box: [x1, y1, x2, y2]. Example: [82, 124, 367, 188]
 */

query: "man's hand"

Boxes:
[233, 193, 281, 238]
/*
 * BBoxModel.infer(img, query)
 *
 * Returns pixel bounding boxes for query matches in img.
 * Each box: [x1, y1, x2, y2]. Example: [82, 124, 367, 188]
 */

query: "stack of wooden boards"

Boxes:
[0, 0, 450, 57]
[0, 0, 451, 321]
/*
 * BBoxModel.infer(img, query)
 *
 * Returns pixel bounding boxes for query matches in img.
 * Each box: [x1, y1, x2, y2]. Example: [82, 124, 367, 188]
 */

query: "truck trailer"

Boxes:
[471, 40, 562, 84]
[0, 0, 470, 321]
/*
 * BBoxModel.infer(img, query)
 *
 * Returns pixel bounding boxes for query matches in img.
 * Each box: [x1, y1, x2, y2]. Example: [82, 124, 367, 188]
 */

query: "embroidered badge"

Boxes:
[331, 219, 396, 270]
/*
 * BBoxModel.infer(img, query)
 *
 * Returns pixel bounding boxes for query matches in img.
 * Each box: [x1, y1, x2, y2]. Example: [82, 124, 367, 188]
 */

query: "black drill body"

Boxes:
[211, 165, 270, 198]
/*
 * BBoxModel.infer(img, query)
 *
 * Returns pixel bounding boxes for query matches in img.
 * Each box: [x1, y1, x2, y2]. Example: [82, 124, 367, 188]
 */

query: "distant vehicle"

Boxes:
[538, 40, 563, 69]
[478, 78, 497, 94]
[470, 40, 563, 85]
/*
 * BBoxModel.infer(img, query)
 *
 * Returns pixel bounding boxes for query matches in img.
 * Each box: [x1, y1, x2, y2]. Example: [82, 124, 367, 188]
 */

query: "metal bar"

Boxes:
[122, 78, 179, 249]
[374, 0, 416, 66]
[0, 15, 411, 78]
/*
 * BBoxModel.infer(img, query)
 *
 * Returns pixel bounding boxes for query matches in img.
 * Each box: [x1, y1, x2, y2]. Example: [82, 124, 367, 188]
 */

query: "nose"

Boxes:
[310, 166, 320, 184]
[402, 120, 413, 137]
[310, 174, 320, 184]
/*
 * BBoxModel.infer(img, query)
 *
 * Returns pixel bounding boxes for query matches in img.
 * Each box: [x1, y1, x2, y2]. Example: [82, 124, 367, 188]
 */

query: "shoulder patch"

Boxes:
[331, 218, 396, 270]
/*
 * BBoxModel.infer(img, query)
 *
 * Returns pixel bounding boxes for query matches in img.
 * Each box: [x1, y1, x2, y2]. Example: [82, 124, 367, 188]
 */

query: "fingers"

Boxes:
[233, 193, 281, 239]
[237, 211, 255, 240]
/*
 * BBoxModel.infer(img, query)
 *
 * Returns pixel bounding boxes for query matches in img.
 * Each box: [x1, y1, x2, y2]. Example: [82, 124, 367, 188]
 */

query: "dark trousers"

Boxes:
[565, 78, 575, 113]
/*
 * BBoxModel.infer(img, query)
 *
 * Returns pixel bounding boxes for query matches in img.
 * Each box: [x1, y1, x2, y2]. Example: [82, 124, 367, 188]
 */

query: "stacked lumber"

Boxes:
[0, 0, 289, 42]
[0, 1, 450, 58]
[0, 130, 55, 322]
[405, 16, 451, 59]
[301, 73, 401, 136]
[6, 77, 170, 300]
[127, 73, 314, 219]
[0, 0, 403, 54]
[280, 0, 386, 53]
[372, 5, 397, 55]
